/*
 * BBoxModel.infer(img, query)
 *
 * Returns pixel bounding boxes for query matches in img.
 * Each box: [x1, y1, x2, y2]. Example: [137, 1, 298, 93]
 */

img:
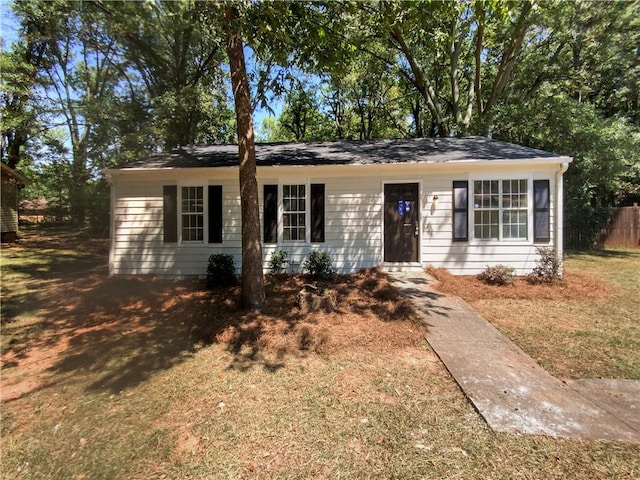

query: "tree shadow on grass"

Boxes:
[2, 230, 431, 400]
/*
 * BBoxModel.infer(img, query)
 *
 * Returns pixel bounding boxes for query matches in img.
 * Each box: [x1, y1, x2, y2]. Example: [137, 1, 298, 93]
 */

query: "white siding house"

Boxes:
[106, 137, 572, 276]
[1, 163, 27, 243]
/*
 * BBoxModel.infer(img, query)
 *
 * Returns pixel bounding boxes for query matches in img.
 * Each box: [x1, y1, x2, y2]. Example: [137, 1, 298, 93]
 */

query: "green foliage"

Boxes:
[477, 265, 515, 286]
[86, 179, 111, 236]
[6, 0, 639, 252]
[206, 254, 237, 288]
[303, 251, 336, 282]
[493, 91, 640, 247]
[268, 250, 289, 275]
[527, 247, 562, 284]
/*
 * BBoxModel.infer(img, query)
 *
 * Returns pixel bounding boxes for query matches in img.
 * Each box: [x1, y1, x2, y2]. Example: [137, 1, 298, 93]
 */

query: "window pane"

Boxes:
[520, 180, 527, 193]
[181, 186, 204, 242]
[519, 225, 527, 238]
[283, 184, 307, 242]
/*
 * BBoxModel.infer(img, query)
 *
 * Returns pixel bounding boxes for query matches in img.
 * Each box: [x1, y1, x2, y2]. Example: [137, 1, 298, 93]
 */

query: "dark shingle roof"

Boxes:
[117, 136, 570, 170]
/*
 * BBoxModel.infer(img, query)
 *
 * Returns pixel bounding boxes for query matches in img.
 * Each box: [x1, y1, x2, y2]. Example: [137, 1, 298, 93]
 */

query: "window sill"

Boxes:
[468, 239, 533, 246]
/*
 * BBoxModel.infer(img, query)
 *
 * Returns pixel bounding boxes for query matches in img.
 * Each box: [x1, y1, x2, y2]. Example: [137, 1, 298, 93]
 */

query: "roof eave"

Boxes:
[105, 154, 573, 176]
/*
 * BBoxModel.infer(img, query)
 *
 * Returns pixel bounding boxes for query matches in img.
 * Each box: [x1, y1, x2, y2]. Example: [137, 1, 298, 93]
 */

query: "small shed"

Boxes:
[1, 163, 28, 243]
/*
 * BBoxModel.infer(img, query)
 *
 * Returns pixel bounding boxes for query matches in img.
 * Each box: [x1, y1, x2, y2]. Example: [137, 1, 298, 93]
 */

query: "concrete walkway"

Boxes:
[389, 271, 640, 443]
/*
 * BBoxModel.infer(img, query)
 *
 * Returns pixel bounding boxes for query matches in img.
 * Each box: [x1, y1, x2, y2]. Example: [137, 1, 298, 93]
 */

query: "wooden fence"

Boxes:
[565, 206, 640, 249]
[596, 206, 639, 248]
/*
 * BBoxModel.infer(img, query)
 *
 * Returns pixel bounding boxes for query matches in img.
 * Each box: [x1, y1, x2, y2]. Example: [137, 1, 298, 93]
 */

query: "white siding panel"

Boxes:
[420, 173, 559, 275]
[110, 165, 563, 277]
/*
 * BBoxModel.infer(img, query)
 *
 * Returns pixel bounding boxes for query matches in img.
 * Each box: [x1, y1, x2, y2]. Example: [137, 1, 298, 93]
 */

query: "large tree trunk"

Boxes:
[225, 6, 265, 310]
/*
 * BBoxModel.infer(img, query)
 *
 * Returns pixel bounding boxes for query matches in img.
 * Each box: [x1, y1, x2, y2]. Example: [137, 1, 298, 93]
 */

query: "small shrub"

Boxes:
[528, 247, 562, 284]
[477, 264, 515, 286]
[268, 249, 289, 275]
[206, 253, 237, 288]
[303, 251, 336, 282]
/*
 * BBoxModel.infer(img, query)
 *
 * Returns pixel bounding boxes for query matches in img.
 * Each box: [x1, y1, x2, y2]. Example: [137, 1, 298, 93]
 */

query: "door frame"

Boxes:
[381, 180, 422, 264]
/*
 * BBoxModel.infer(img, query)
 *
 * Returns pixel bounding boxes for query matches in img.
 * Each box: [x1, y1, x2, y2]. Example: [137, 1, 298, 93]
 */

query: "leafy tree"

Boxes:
[0, 19, 47, 170]
[278, 81, 320, 141]
[10, 0, 128, 225]
[94, 0, 234, 149]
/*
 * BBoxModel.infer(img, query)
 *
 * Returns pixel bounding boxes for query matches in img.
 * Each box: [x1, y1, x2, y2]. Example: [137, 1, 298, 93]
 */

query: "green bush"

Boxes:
[206, 254, 237, 288]
[528, 247, 562, 284]
[477, 264, 515, 286]
[268, 249, 289, 275]
[303, 251, 336, 282]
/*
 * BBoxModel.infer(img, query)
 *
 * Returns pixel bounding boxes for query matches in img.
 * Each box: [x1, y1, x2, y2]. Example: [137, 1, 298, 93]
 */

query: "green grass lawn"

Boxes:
[1, 229, 639, 479]
[470, 248, 640, 380]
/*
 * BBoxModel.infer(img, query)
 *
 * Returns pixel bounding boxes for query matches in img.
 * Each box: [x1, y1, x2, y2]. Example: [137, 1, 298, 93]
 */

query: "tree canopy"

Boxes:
[2, 0, 638, 248]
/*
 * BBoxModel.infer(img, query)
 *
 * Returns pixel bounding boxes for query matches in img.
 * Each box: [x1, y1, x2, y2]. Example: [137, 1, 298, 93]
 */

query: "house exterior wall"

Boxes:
[109, 161, 563, 276]
[1, 177, 19, 238]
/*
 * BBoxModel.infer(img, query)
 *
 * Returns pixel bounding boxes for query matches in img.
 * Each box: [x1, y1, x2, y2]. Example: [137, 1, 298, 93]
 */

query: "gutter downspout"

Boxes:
[555, 161, 570, 275]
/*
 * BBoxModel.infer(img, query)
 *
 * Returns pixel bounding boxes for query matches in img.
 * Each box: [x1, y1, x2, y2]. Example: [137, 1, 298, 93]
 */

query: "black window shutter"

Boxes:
[534, 180, 550, 243]
[263, 184, 278, 243]
[452, 181, 468, 241]
[163, 185, 178, 243]
[310, 184, 325, 243]
[208, 185, 223, 243]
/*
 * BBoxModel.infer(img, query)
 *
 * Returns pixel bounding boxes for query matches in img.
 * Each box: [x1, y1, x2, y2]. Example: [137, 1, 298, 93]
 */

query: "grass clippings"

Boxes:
[2, 227, 639, 479]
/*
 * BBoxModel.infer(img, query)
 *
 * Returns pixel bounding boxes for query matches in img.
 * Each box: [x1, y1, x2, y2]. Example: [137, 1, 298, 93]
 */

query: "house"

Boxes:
[105, 136, 572, 277]
[1, 163, 28, 243]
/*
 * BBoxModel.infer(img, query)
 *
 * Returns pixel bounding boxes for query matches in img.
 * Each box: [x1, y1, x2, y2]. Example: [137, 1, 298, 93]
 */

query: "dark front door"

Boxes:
[384, 183, 419, 262]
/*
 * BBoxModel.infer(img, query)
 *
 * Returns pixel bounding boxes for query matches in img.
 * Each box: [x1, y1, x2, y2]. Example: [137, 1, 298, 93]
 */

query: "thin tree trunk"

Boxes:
[483, 0, 533, 135]
[474, 5, 485, 117]
[225, 6, 265, 310]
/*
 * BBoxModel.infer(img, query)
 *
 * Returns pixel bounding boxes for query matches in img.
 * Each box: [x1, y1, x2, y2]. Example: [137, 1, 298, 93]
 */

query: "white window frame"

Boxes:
[179, 184, 207, 243]
[280, 182, 309, 244]
[470, 177, 531, 243]
[501, 179, 529, 240]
